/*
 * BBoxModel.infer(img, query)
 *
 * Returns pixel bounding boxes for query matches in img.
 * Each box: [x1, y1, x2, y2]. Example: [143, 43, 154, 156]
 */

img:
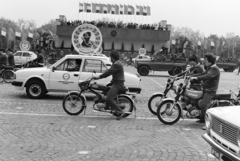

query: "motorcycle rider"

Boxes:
[0, 49, 13, 70]
[32, 49, 44, 67]
[93, 50, 125, 120]
[190, 53, 220, 129]
[174, 55, 205, 90]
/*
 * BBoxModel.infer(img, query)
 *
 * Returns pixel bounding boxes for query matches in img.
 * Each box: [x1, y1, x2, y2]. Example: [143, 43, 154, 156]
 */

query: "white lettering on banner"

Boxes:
[1, 31, 6, 36]
[15, 32, 21, 37]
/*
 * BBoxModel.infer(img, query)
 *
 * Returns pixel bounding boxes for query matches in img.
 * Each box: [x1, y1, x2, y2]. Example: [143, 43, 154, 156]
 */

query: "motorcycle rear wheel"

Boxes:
[112, 95, 134, 118]
[148, 94, 165, 115]
[62, 93, 85, 115]
[156, 100, 181, 125]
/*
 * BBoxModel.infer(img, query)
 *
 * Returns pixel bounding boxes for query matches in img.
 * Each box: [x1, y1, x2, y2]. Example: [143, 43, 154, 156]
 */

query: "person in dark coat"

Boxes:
[6, 49, 15, 66]
[93, 50, 126, 120]
[190, 53, 220, 129]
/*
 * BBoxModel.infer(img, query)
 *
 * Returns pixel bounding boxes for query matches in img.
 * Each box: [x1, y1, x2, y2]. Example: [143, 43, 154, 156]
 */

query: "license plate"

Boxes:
[211, 148, 220, 159]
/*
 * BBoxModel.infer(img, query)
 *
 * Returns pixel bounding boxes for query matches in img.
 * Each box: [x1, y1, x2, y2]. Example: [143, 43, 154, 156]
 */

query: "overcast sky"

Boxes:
[1, 0, 240, 37]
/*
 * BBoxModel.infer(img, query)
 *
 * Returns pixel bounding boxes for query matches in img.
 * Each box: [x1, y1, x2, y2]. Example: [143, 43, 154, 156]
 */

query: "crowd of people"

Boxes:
[59, 20, 169, 31]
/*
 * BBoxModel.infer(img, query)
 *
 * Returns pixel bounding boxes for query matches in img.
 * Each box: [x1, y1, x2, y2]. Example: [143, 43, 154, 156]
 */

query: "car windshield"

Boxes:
[48, 57, 65, 68]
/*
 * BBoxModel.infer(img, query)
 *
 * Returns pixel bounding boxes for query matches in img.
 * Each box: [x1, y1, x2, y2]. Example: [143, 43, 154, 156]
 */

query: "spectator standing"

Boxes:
[60, 50, 65, 59]
[0, 49, 7, 69]
[6, 49, 15, 66]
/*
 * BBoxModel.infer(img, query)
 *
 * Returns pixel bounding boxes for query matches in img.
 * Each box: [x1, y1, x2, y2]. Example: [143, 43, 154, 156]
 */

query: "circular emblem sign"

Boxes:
[139, 48, 146, 56]
[63, 73, 70, 80]
[72, 24, 103, 54]
[19, 40, 31, 51]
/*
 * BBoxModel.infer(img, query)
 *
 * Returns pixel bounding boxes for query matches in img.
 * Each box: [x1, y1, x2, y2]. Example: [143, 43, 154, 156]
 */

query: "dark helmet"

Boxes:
[110, 50, 120, 61]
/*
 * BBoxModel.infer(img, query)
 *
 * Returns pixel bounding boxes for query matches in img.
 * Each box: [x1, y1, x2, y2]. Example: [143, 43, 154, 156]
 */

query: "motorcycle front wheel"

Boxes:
[112, 95, 134, 118]
[2, 70, 14, 83]
[156, 100, 181, 125]
[62, 93, 85, 115]
[148, 94, 165, 115]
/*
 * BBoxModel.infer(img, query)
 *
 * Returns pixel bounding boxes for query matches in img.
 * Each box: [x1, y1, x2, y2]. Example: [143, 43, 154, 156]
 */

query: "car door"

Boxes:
[13, 52, 22, 65]
[80, 59, 111, 86]
[49, 58, 82, 92]
[22, 52, 31, 64]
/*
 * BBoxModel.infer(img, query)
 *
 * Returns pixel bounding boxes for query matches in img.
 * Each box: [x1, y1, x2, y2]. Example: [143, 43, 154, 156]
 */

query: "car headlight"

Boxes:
[237, 131, 240, 147]
[205, 113, 211, 128]
[205, 113, 211, 134]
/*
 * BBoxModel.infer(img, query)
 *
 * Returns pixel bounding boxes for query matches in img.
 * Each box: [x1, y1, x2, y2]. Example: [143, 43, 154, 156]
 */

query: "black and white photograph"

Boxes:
[0, 0, 240, 160]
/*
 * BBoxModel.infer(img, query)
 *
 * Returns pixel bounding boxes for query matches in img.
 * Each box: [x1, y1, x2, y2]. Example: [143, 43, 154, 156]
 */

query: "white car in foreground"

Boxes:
[14, 51, 37, 65]
[12, 55, 141, 99]
[203, 106, 240, 161]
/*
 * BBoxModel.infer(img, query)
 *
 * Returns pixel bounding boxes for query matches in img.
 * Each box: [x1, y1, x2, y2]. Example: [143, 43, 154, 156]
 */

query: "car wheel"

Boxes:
[228, 66, 235, 72]
[26, 80, 46, 99]
[171, 67, 182, 76]
[138, 66, 149, 76]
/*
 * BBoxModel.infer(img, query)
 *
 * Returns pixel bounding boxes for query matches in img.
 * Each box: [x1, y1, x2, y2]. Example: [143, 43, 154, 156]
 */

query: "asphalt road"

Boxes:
[0, 66, 239, 161]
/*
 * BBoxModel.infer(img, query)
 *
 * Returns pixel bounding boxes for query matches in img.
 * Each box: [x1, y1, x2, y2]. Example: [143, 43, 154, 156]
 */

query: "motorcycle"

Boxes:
[148, 76, 180, 115]
[62, 72, 136, 118]
[156, 76, 239, 125]
[148, 66, 194, 115]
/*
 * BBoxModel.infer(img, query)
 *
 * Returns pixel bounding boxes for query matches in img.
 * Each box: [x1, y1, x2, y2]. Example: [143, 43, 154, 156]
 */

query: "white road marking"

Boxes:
[0, 111, 199, 121]
[150, 78, 164, 88]
[87, 125, 96, 128]
[78, 151, 89, 154]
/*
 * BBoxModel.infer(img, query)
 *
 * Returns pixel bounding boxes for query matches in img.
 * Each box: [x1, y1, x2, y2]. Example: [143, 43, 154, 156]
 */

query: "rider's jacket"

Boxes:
[0, 54, 7, 69]
[194, 64, 220, 92]
[33, 54, 44, 64]
[8, 53, 15, 66]
[99, 60, 125, 84]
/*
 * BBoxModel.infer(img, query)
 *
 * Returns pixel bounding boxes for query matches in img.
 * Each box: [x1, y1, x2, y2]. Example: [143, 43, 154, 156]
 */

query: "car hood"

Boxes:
[16, 67, 49, 73]
[124, 71, 139, 78]
[208, 106, 240, 126]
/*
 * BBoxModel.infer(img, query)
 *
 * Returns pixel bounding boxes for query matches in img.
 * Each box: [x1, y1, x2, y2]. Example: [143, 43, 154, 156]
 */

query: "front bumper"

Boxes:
[203, 133, 240, 161]
[12, 81, 23, 87]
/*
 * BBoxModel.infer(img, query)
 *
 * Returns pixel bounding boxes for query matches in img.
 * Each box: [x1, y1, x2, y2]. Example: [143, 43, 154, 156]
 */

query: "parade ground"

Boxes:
[0, 66, 239, 161]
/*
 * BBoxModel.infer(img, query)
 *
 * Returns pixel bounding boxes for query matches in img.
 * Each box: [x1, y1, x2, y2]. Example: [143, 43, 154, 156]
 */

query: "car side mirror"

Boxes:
[93, 70, 96, 74]
[52, 67, 56, 72]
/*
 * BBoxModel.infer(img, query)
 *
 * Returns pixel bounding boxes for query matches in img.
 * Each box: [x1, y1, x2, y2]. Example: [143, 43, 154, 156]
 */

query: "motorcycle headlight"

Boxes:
[205, 113, 211, 134]
[237, 131, 240, 147]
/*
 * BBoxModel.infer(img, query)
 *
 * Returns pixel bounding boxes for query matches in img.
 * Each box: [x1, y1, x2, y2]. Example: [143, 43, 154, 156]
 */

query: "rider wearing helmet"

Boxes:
[94, 50, 125, 120]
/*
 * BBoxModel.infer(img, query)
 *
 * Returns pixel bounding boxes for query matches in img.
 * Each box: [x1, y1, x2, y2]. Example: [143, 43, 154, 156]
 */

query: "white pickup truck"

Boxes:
[12, 55, 142, 99]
